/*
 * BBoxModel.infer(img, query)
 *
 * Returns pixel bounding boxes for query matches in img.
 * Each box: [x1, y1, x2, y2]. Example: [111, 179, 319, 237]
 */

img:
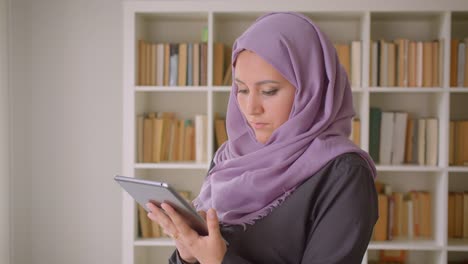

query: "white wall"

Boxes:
[10, 0, 123, 263]
[0, 0, 11, 263]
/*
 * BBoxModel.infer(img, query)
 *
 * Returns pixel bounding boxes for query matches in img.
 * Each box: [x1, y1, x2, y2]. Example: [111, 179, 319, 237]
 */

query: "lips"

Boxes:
[250, 122, 268, 129]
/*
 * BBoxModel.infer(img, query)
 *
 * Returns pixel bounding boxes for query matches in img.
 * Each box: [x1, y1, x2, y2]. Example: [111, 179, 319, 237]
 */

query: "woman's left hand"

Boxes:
[147, 202, 227, 264]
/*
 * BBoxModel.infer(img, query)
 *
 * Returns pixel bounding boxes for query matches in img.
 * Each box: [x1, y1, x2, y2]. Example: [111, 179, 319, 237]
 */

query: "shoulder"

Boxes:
[327, 152, 373, 180]
[304, 152, 374, 193]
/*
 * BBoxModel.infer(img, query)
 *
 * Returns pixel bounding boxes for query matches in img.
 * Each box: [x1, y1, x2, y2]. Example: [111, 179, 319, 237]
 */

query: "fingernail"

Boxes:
[208, 209, 216, 219]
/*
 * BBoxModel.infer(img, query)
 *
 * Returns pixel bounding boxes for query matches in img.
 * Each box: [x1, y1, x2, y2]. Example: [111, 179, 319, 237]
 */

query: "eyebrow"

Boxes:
[234, 78, 280, 86]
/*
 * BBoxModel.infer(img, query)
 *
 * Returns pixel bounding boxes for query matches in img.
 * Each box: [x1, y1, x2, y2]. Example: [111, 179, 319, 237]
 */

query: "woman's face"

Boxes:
[234, 51, 296, 144]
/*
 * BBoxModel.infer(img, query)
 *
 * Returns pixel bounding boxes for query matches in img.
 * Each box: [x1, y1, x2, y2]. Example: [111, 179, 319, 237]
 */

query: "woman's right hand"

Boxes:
[175, 210, 207, 263]
[146, 202, 206, 264]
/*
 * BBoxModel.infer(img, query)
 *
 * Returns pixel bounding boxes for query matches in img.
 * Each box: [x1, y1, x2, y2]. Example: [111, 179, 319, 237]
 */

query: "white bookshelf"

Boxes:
[122, 1, 468, 263]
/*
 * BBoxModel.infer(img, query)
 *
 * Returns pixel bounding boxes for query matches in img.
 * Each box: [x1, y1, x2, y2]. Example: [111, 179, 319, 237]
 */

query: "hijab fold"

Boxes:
[193, 12, 376, 226]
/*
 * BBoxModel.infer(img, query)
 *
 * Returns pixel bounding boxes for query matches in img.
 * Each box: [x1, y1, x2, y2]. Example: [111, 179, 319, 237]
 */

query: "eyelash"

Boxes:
[237, 88, 279, 96]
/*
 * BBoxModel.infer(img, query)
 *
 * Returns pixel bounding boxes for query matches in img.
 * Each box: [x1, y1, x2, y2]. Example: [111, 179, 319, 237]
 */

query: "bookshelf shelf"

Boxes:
[447, 239, 468, 252]
[369, 87, 445, 93]
[368, 240, 440, 251]
[211, 86, 230, 92]
[134, 162, 209, 170]
[448, 167, 468, 173]
[123, 2, 468, 264]
[134, 238, 175, 247]
[449, 87, 468, 92]
[135, 86, 210, 92]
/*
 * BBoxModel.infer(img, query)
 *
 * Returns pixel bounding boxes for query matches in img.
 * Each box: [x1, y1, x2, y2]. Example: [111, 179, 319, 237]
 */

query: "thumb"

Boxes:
[207, 208, 221, 238]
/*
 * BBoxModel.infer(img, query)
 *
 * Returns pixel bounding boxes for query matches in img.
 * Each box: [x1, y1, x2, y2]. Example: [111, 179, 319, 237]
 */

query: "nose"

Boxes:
[246, 92, 263, 115]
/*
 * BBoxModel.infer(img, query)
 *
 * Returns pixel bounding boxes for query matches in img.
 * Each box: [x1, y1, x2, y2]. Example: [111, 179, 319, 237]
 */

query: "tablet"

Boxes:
[114, 175, 208, 236]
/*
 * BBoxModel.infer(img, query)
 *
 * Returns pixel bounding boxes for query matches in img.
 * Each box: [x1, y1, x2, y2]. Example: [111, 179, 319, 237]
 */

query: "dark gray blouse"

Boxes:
[169, 153, 378, 264]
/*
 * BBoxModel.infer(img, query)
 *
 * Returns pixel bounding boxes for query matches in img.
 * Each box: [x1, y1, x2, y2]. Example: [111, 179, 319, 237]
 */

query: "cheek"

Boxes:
[269, 97, 294, 128]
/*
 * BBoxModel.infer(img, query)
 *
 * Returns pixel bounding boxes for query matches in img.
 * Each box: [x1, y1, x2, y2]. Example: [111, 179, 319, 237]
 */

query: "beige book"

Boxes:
[425, 118, 438, 166]
[177, 120, 185, 161]
[151, 221, 161, 238]
[465, 38, 468, 87]
[150, 43, 156, 86]
[195, 115, 208, 163]
[178, 43, 188, 86]
[395, 38, 409, 87]
[138, 40, 145, 85]
[448, 192, 456, 238]
[451, 39, 459, 87]
[455, 121, 468, 166]
[449, 121, 455, 165]
[387, 42, 396, 87]
[213, 43, 225, 86]
[193, 43, 200, 86]
[138, 205, 152, 238]
[184, 122, 195, 161]
[137, 115, 144, 163]
[455, 193, 464, 237]
[379, 40, 388, 87]
[410, 191, 420, 237]
[417, 119, 426, 165]
[152, 118, 164, 163]
[401, 197, 409, 237]
[145, 41, 152, 86]
[143, 113, 155, 163]
[432, 40, 440, 87]
[164, 43, 170, 86]
[408, 41, 417, 87]
[421, 192, 432, 238]
[169, 119, 180, 162]
[392, 192, 404, 238]
[416, 41, 423, 87]
[405, 118, 415, 164]
[464, 192, 468, 238]
[156, 43, 165, 86]
[336, 44, 351, 80]
[351, 119, 361, 147]
[374, 194, 388, 241]
[423, 42, 433, 87]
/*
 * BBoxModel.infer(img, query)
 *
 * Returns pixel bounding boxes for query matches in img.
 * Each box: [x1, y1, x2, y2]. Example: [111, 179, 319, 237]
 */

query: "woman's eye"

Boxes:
[237, 88, 248, 94]
[262, 89, 278, 96]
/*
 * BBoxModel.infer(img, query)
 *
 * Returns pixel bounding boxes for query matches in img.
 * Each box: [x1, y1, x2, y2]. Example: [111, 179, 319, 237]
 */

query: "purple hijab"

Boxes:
[193, 12, 376, 226]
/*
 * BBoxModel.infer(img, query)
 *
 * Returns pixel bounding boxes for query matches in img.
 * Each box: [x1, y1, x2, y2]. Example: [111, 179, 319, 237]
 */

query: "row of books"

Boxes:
[136, 112, 208, 163]
[448, 192, 468, 239]
[373, 182, 432, 241]
[450, 38, 468, 87]
[368, 250, 407, 264]
[137, 41, 208, 86]
[137, 190, 192, 238]
[137, 40, 234, 87]
[450, 121, 468, 166]
[369, 108, 438, 166]
[369, 39, 441, 88]
[334, 41, 362, 87]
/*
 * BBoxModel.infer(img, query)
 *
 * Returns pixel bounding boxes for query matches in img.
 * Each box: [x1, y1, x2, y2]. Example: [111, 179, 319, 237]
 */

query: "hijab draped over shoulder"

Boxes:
[193, 12, 376, 226]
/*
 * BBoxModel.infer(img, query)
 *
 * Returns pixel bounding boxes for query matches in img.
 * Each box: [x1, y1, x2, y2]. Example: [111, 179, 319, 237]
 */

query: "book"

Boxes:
[352, 41, 362, 86]
[391, 112, 408, 165]
[178, 43, 188, 86]
[451, 39, 459, 87]
[379, 112, 394, 165]
[369, 107, 382, 163]
[425, 118, 438, 166]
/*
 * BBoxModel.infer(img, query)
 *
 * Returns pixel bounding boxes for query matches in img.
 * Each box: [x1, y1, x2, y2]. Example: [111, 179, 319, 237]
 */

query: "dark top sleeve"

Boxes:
[300, 163, 378, 264]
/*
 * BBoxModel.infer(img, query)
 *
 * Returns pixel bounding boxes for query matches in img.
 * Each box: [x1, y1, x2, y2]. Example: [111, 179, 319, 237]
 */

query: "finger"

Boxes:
[146, 203, 178, 236]
[197, 210, 207, 221]
[161, 203, 199, 240]
[207, 208, 222, 239]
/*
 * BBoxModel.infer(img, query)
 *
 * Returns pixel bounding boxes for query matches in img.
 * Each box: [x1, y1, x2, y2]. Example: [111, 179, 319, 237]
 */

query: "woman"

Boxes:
[146, 12, 378, 264]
